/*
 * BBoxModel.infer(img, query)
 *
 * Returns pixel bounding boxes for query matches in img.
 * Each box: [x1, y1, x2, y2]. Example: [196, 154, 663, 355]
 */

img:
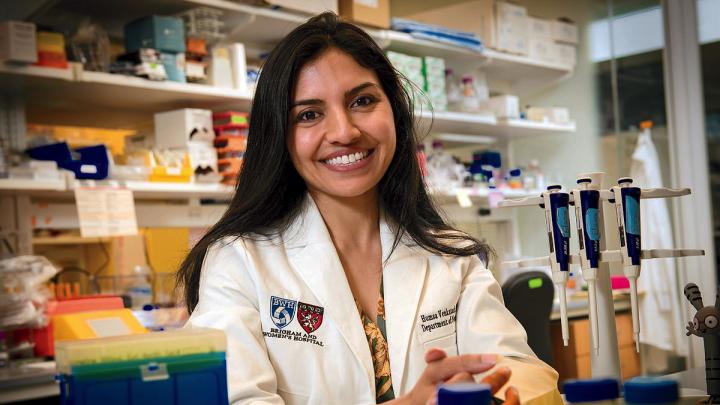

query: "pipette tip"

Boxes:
[563, 338, 569, 347]
[635, 338, 640, 353]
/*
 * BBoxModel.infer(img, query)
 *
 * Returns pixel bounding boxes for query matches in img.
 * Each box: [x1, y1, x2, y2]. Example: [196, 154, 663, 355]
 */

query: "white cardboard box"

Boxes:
[551, 20, 578, 44]
[555, 43, 577, 68]
[527, 106, 570, 124]
[0, 21, 37, 64]
[528, 39, 557, 63]
[527, 17, 553, 40]
[479, 95, 519, 119]
[494, 2, 528, 55]
[154, 109, 214, 149]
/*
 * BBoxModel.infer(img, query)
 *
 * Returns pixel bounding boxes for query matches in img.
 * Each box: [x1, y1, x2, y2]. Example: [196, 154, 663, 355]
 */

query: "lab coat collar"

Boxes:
[282, 194, 428, 396]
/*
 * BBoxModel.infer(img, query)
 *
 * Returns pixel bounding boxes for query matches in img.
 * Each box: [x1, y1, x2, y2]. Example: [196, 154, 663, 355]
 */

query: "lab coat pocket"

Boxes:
[421, 332, 458, 357]
[278, 388, 310, 405]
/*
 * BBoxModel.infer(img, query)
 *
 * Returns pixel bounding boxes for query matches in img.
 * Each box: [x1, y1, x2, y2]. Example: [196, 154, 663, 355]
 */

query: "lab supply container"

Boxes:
[56, 328, 228, 405]
[623, 377, 679, 404]
[124, 16, 186, 53]
[437, 383, 492, 405]
[27, 142, 109, 180]
[564, 378, 620, 404]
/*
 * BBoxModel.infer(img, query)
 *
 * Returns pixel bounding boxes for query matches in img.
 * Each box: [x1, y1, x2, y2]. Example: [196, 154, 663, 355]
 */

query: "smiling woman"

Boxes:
[179, 12, 558, 405]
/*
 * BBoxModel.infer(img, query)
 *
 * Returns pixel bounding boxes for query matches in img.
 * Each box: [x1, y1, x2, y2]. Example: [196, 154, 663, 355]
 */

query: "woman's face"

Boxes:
[288, 48, 396, 200]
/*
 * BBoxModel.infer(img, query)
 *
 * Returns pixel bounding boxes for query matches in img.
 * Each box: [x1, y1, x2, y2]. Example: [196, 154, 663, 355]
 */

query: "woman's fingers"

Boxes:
[424, 348, 448, 363]
[425, 353, 497, 382]
[504, 386, 520, 405]
[480, 366, 512, 394]
[445, 371, 474, 384]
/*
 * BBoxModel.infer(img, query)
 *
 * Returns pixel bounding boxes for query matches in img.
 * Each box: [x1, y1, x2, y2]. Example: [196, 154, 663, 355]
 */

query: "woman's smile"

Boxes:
[320, 148, 375, 172]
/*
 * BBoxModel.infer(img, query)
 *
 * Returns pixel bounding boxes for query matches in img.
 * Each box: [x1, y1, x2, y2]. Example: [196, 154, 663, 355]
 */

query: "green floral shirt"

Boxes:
[357, 284, 395, 403]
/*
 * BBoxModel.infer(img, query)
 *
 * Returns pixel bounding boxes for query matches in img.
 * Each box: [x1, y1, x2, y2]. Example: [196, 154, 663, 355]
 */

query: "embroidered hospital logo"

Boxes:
[297, 302, 324, 334]
[270, 296, 297, 329]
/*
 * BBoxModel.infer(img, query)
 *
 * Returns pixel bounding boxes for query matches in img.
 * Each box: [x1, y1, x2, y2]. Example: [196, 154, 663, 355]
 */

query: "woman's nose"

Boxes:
[326, 108, 361, 144]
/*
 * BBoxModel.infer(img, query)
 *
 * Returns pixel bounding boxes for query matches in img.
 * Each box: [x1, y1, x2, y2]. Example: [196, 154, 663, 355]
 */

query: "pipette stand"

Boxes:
[683, 283, 720, 403]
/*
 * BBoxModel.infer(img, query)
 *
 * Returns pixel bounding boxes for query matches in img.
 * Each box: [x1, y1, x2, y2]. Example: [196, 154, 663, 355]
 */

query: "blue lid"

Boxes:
[624, 377, 678, 403]
[564, 378, 620, 402]
[510, 168, 522, 177]
[437, 383, 492, 405]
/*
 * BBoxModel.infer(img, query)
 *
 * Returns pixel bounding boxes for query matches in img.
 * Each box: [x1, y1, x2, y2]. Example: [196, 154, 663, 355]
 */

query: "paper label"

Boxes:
[456, 190, 473, 208]
[74, 187, 138, 237]
[87, 317, 132, 337]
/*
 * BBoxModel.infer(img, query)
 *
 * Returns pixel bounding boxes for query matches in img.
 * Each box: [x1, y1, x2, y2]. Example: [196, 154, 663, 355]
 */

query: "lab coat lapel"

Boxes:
[381, 219, 428, 393]
[283, 196, 375, 395]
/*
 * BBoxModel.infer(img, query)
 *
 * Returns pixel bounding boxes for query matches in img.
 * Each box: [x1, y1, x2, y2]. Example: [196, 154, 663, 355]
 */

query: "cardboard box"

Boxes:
[528, 39, 556, 63]
[527, 17, 553, 40]
[0, 21, 37, 63]
[555, 43, 577, 68]
[494, 1, 528, 55]
[154, 109, 214, 149]
[339, 0, 390, 29]
[401, 1, 495, 48]
[552, 19, 578, 44]
[479, 95, 519, 119]
[527, 106, 570, 124]
[264, 0, 337, 15]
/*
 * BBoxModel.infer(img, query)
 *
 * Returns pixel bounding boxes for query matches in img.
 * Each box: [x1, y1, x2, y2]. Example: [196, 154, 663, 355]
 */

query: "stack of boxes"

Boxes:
[401, 1, 578, 68]
[422, 56, 447, 112]
[35, 31, 68, 69]
[387, 51, 448, 112]
[124, 16, 187, 83]
[154, 109, 219, 183]
[0, 21, 37, 64]
[212, 112, 248, 185]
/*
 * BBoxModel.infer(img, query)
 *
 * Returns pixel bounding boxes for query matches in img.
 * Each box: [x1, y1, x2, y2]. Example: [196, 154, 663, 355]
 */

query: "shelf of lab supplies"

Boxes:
[0, 177, 67, 193]
[72, 70, 252, 112]
[417, 110, 576, 138]
[0, 64, 75, 99]
[0, 179, 235, 200]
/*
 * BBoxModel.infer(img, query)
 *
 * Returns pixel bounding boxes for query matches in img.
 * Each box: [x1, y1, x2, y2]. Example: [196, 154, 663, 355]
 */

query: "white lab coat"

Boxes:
[631, 129, 687, 360]
[186, 195, 559, 404]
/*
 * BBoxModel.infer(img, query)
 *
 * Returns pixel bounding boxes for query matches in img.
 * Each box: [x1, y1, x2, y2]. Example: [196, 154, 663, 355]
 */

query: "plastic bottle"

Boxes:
[564, 378, 620, 404]
[460, 75, 480, 113]
[427, 140, 460, 190]
[445, 68, 462, 111]
[622, 377, 679, 405]
[126, 265, 153, 309]
[508, 168, 523, 189]
[437, 383, 492, 405]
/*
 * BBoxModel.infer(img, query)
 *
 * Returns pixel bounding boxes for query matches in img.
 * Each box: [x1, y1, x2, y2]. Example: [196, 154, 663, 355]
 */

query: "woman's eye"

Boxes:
[351, 95, 376, 108]
[297, 111, 320, 122]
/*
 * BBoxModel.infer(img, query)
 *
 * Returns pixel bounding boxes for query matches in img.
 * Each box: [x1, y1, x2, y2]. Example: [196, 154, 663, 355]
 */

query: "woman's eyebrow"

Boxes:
[291, 82, 379, 109]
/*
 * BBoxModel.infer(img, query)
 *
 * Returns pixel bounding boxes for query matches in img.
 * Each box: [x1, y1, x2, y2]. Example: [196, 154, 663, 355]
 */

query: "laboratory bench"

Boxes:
[0, 361, 58, 404]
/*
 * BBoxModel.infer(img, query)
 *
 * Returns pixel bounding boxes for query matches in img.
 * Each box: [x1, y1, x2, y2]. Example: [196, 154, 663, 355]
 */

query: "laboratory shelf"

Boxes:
[417, 110, 576, 138]
[71, 69, 252, 112]
[0, 177, 67, 192]
[0, 179, 235, 200]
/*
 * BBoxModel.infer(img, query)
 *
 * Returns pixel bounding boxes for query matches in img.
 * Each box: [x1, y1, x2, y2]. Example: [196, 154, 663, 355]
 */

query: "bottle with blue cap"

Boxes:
[622, 377, 679, 405]
[564, 378, 620, 404]
[437, 383, 492, 405]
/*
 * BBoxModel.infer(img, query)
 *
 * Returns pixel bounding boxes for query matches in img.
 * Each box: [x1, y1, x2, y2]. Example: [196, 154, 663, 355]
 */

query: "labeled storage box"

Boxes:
[124, 16, 186, 53]
[27, 142, 109, 180]
[56, 328, 229, 405]
[154, 109, 214, 149]
[0, 21, 37, 64]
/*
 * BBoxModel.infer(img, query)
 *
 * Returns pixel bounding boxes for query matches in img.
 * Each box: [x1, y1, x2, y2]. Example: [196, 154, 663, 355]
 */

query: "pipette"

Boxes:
[571, 176, 601, 355]
[544, 185, 572, 346]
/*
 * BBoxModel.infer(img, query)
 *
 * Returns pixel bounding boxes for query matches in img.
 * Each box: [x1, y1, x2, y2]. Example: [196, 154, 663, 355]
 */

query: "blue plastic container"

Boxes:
[27, 142, 109, 180]
[623, 377, 679, 404]
[124, 16, 186, 53]
[564, 378, 620, 403]
[57, 354, 229, 405]
[437, 383, 492, 405]
[160, 52, 186, 83]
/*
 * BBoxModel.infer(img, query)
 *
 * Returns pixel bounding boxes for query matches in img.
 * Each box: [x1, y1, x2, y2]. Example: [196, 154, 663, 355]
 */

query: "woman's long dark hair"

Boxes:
[177, 12, 490, 313]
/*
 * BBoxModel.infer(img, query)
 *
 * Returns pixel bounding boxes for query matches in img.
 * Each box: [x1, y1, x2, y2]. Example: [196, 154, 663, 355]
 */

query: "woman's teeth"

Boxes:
[324, 151, 368, 165]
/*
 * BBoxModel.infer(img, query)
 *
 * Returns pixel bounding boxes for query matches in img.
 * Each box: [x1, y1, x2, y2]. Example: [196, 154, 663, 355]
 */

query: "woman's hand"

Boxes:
[389, 348, 518, 405]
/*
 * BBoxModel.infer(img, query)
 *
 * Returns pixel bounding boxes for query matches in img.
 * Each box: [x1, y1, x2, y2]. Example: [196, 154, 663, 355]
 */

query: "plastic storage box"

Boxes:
[27, 142, 109, 180]
[124, 16, 186, 53]
[56, 328, 229, 405]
